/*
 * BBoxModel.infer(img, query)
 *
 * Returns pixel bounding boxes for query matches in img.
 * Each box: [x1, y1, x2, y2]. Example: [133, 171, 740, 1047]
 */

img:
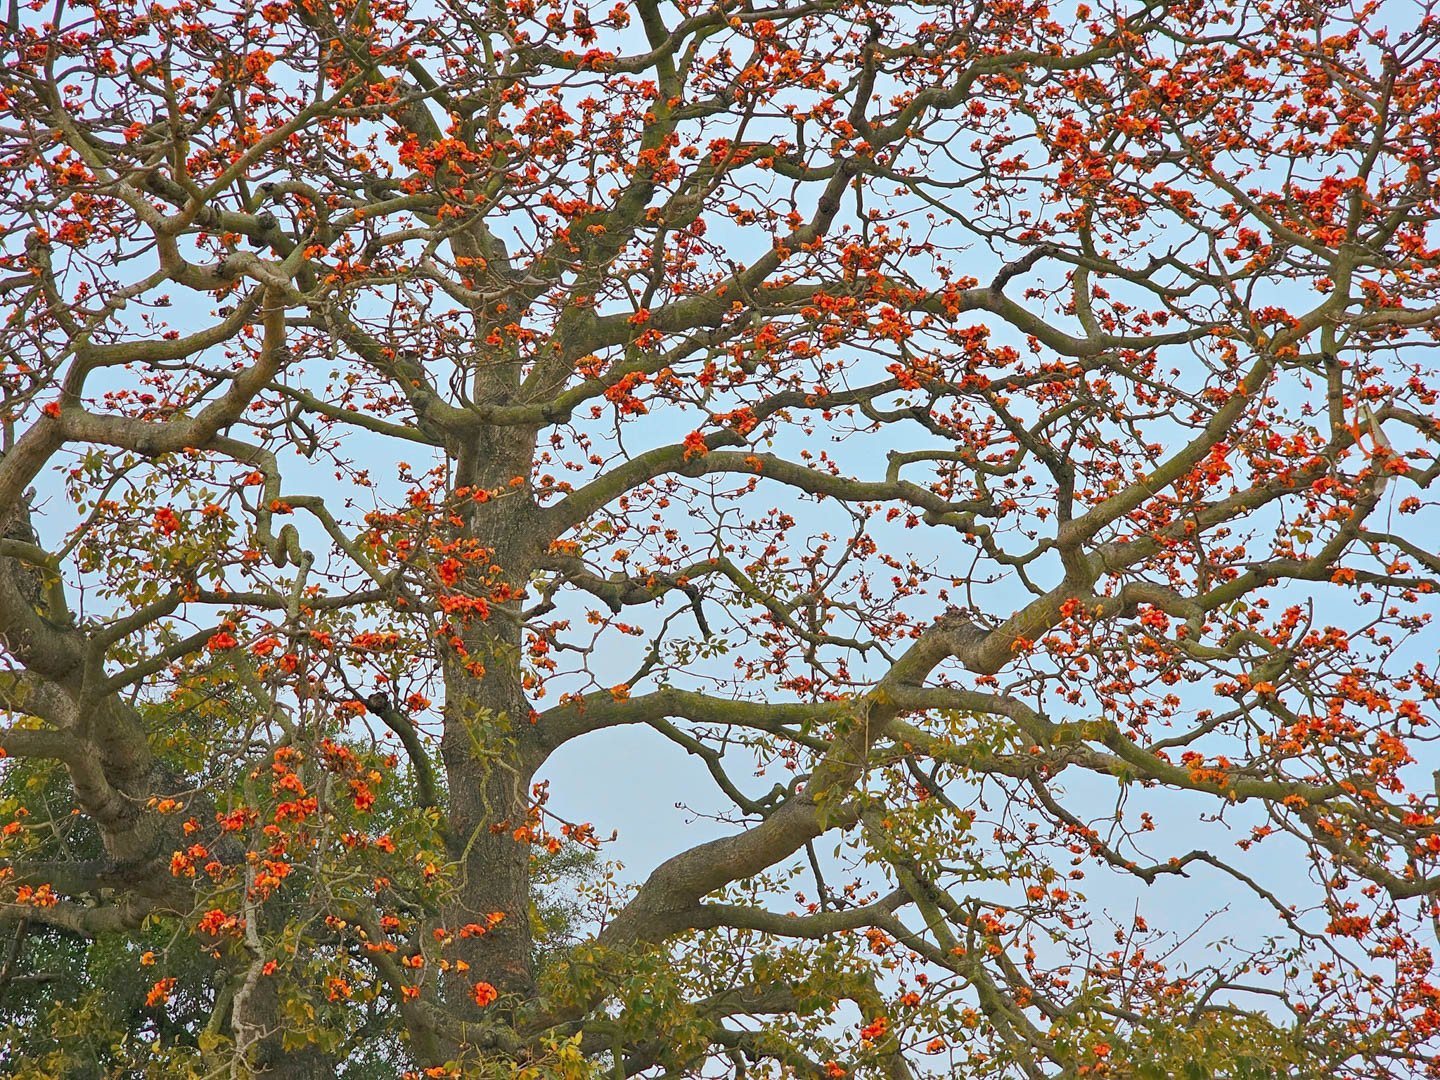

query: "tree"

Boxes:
[0, 688, 597, 1077]
[1, 0, 1439, 1074]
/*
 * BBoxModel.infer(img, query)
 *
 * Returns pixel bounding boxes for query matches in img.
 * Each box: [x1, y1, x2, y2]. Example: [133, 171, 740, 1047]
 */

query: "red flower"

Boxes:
[682, 431, 709, 460]
[206, 631, 238, 652]
[859, 1016, 888, 1042]
[472, 981, 498, 1007]
[153, 508, 181, 536]
[146, 977, 177, 1007]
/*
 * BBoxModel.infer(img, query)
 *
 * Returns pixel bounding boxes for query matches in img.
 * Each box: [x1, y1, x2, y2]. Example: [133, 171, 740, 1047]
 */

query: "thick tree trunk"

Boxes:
[240, 972, 343, 1078]
[440, 657, 538, 1008]
[437, 428, 546, 1022]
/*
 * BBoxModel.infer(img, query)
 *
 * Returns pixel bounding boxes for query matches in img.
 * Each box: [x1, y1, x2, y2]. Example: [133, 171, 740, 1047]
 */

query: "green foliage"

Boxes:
[0, 707, 600, 1078]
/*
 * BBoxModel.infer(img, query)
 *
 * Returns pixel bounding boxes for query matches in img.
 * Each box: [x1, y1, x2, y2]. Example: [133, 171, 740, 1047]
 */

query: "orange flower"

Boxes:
[206, 631, 238, 652]
[682, 430, 709, 460]
[146, 977, 177, 1007]
[472, 981, 498, 1007]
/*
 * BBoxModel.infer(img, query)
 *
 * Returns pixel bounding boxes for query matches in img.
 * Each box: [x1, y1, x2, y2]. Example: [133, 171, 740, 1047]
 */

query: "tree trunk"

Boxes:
[437, 429, 545, 1021]
[440, 657, 538, 1009]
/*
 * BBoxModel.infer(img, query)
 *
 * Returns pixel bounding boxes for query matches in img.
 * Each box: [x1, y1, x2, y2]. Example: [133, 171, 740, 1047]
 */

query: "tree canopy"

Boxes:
[2, 0, 1440, 1075]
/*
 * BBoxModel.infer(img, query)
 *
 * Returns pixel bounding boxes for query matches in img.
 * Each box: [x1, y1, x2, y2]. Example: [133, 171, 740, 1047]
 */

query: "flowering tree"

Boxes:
[2, 0, 1440, 1075]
